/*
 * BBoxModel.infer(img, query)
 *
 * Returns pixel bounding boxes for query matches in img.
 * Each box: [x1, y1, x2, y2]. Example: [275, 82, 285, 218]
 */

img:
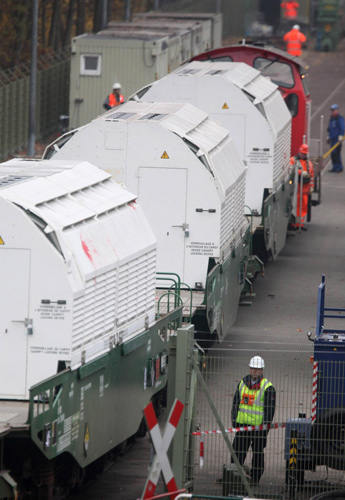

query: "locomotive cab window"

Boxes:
[253, 57, 295, 89]
[301, 73, 310, 96]
[285, 93, 299, 117]
[80, 54, 101, 76]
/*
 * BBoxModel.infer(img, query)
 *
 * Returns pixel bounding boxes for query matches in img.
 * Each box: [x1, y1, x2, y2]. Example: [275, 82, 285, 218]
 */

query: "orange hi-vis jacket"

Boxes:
[109, 93, 124, 107]
[281, 1, 299, 19]
[283, 28, 306, 56]
[290, 156, 314, 225]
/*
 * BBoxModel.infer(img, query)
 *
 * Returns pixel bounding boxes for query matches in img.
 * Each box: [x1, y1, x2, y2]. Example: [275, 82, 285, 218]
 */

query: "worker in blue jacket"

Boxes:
[327, 104, 345, 173]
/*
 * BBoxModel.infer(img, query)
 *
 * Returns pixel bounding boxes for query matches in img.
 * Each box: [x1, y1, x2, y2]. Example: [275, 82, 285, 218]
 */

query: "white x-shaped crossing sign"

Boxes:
[141, 398, 184, 500]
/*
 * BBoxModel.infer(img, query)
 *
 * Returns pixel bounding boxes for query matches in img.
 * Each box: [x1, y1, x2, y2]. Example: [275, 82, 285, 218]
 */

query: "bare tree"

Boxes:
[76, 0, 86, 35]
[11, 0, 31, 66]
[93, 0, 102, 33]
[41, 0, 47, 47]
[63, 0, 77, 46]
[49, 0, 62, 50]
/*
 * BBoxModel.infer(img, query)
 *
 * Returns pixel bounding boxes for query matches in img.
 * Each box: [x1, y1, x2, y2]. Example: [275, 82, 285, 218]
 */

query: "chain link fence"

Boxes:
[0, 49, 70, 161]
[188, 343, 345, 499]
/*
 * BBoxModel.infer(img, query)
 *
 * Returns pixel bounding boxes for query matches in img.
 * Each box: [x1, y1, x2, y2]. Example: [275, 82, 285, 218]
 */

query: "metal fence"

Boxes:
[0, 49, 70, 161]
[187, 343, 345, 500]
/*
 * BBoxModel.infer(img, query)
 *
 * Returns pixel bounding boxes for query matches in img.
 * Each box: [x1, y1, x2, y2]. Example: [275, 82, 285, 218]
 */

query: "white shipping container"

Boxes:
[46, 102, 247, 291]
[0, 159, 156, 399]
[134, 61, 292, 215]
[133, 61, 293, 259]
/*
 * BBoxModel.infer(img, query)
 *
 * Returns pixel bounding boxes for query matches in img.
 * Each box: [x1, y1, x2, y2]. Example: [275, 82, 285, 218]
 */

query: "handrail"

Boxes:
[156, 292, 183, 320]
[156, 277, 179, 308]
[169, 282, 193, 323]
[156, 272, 181, 307]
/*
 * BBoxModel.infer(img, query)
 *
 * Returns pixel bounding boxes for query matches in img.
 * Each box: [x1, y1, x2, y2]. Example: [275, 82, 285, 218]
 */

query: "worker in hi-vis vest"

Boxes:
[289, 143, 314, 231]
[283, 25, 306, 56]
[281, 1, 299, 20]
[231, 356, 276, 485]
[103, 82, 124, 110]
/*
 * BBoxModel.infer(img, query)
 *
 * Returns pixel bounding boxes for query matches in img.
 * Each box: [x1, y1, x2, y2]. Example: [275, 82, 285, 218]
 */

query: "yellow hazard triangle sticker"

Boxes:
[222, 103, 229, 109]
[0, 236, 4, 245]
[161, 151, 169, 159]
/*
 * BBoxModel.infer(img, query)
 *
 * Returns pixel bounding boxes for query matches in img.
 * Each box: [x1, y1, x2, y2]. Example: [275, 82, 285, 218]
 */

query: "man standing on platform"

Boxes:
[281, 1, 299, 21]
[231, 356, 276, 485]
[327, 104, 344, 173]
[283, 24, 306, 56]
[289, 144, 314, 231]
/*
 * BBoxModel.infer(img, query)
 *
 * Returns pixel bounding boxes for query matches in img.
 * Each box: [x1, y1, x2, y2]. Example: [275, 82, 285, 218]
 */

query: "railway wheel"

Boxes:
[137, 416, 147, 438]
[70, 464, 85, 494]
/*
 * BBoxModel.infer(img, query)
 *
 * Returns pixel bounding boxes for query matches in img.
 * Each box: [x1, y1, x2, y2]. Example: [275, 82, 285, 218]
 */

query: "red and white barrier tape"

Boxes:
[193, 421, 287, 436]
[311, 361, 318, 422]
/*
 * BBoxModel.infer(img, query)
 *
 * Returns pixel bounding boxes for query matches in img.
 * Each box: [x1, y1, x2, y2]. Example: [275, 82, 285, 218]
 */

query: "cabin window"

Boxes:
[285, 93, 299, 117]
[253, 57, 295, 89]
[301, 73, 310, 96]
[80, 54, 102, 76]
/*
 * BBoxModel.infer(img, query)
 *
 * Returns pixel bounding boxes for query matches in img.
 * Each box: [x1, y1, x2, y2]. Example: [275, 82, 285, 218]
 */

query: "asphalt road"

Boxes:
[71, 38, 345, 500]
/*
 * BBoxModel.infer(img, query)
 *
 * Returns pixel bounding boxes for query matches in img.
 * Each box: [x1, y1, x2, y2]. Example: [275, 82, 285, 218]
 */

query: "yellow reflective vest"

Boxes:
[236, 378, 273, 425]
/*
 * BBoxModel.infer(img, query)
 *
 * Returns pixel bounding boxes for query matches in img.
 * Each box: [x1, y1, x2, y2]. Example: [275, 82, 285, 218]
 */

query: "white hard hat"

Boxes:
[113, 82, 121, 90]
[293, 24, 300, 30]
[249, 356, 265, 369]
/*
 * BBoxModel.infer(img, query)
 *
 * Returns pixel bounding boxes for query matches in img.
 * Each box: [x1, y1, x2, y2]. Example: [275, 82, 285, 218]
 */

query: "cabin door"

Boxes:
[0, 249, 30, 397]
[138, 167, 188, 283]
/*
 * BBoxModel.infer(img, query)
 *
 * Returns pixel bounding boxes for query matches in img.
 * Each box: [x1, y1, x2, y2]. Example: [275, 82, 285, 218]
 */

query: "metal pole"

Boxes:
[125, 0, 130, 22]
[216, 0, 222, 14]
[320, 115, 324, 157]
[306, 0, 311, 36]
[298, 164, 303, 232]
[28, 0, 39, 157]
[307, 100, 311, 146]
[101, 0, 108, 30]
[167, 325, 195, 490]
[154, 0, 159, 11]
